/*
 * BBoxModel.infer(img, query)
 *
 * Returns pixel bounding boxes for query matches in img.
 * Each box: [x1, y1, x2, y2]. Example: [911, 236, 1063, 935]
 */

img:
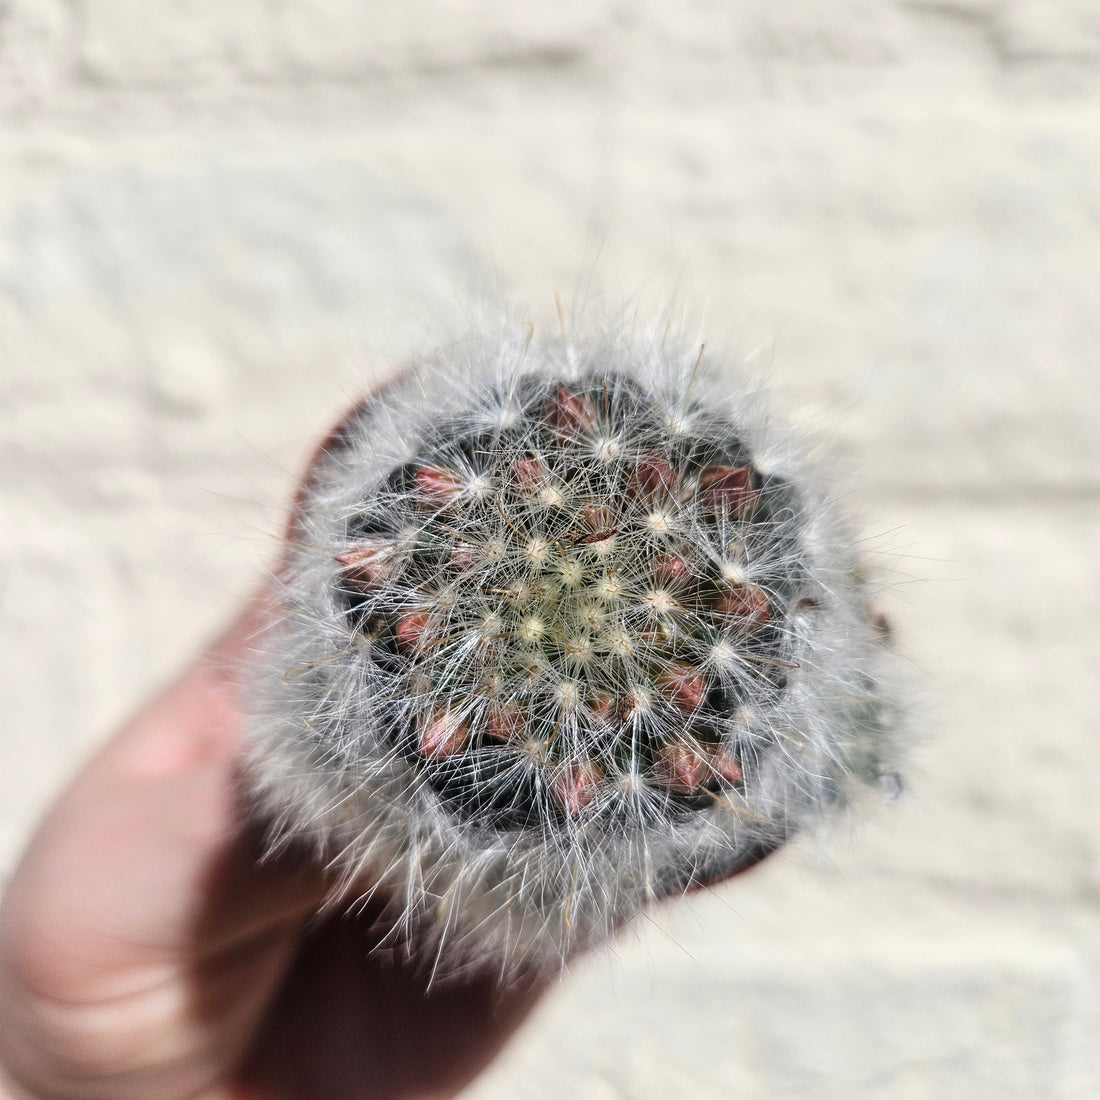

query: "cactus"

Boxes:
[243, 314, 906, 978]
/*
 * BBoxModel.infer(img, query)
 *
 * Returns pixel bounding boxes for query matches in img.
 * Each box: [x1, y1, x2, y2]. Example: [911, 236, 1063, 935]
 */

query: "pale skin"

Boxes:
[0, 596, 545, 1100]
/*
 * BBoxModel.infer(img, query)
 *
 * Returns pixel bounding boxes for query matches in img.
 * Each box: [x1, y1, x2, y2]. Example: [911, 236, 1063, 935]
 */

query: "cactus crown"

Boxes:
[245, 318, 904, 975]
[336, 368, 804, 831]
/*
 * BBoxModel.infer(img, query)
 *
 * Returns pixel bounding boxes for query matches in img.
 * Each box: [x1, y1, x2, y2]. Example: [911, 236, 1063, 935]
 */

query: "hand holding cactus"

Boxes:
[0, 601, 544, 1100]
[0, 314, 906, 1097]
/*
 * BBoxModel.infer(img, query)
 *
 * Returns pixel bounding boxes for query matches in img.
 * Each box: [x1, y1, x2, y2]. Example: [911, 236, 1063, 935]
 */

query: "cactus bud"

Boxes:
[699, 464, 754, 513]
[543, 383, 596, 435]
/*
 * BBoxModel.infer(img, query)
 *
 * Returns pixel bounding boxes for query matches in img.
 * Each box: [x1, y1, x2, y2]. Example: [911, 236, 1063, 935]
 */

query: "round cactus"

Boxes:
[243, 316, 905, 976]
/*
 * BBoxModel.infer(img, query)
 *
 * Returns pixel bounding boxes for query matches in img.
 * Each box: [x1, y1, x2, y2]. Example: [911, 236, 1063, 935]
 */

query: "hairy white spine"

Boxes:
[243, 315, 907, 978]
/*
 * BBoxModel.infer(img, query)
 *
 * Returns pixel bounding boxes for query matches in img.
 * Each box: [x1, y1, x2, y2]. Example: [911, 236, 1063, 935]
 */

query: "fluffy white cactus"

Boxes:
[243, 313, 906, 978]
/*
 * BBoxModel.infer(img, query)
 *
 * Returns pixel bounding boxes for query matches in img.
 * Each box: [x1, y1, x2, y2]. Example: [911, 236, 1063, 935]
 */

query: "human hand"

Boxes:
[0, 596, 544, 1100]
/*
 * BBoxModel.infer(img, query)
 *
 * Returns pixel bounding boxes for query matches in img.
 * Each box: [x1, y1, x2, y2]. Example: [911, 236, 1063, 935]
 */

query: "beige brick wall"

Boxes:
[1, 2, 1097, 1095]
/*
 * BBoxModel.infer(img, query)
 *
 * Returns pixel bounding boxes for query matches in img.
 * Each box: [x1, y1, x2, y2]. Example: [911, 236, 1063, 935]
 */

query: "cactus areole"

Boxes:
[244, 320, 905, 975]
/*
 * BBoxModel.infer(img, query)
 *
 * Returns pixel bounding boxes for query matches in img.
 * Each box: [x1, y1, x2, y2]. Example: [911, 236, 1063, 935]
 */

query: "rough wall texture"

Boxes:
[1, 1, 1098, 1096]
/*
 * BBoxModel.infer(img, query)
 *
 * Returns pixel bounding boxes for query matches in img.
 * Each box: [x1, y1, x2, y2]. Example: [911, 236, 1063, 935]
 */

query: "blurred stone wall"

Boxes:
[1, 2, 1098, 1096]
